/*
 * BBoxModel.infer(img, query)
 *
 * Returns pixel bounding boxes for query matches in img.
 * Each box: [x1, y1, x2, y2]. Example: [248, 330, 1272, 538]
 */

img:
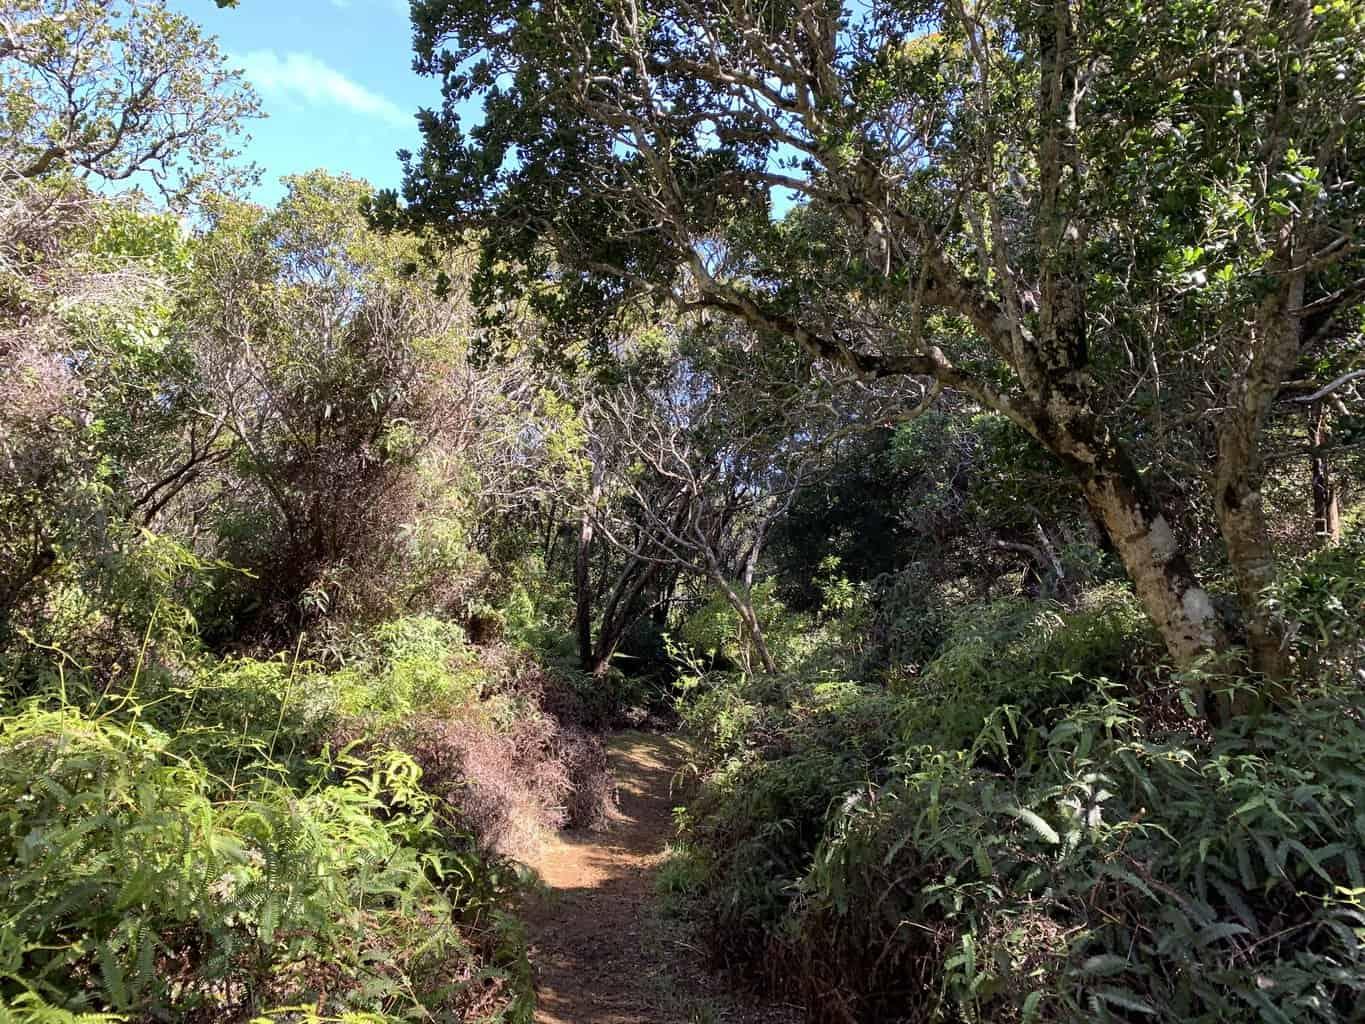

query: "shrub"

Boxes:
[485, 654, 618, 829]
[790, 692, 1365, 1022]
[861, 563, 954, 678]
[678, 674, 909, 964]
[680, 675, 1365, 1022]
[676, 582, 1365, 1022]
[903, 585, 1159, 749]
[1268, 527, 1365, 690]
[0, 706, 532, 1022]
[557, 663, 660, 730]
[331, 615, 483, 723]
[135, 653, 330, 786]
[338, 647, 618, 851]
[376, 711, 570, 856]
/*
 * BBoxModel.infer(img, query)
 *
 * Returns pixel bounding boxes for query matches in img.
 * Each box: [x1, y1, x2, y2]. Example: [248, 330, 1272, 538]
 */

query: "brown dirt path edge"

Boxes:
[518, 731, 803, 1024]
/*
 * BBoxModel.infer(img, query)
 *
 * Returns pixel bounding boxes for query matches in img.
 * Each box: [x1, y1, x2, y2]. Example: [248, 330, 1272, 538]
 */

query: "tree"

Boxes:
[383, 0, 1365, 710]
[183, 173, 468, 635]
[0, 0, 258, 202]
[0, 177, 203, 635]
[577, 327, 843, 673]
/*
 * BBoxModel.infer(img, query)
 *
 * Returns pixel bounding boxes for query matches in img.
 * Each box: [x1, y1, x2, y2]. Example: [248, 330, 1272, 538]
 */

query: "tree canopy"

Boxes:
[0, 0, 259, 202]
[381, 0, 1365, 707]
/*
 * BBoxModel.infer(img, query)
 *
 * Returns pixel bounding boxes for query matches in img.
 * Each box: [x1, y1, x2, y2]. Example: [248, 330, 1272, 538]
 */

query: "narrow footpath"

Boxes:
[520, 731, 803, 1024]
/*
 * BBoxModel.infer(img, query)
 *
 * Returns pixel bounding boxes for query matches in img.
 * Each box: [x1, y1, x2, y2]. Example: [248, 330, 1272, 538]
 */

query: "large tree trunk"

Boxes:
[1031, 0, 1211, 666]
[1077, 456, 1223, 668]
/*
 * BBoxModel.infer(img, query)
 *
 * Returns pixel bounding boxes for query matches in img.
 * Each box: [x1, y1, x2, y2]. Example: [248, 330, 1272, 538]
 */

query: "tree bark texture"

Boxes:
[1309, 403, 1342, 546]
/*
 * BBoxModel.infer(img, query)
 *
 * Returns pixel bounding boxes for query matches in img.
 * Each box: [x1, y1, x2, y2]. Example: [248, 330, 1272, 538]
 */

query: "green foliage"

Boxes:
[552, 664, 655, 730]
[678, 581, 813, 674]
[861, 564, 957, 678]
[492, 555, 575, 654]
[903, 586, 1159, 749]
[655, 842, 711, 919]
[0, 705, 530, 1021]
[0, 993, 123, 1024]
[679, 592, 743, 661]
[133, 651, 323, 784]
[0, 600, 576, 1020]
[679, 673, 908, 941]
[0, 0, 260, 204]
[795, 693, 1365, 1022]
[1266, 528, 1365, 688]
[331, 616, 482, 724]
[677, 585, 1365, 1021]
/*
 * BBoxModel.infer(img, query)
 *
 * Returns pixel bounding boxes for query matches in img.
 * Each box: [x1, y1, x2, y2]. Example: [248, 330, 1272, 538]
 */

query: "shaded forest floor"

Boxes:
[520, 731, 804, 1024]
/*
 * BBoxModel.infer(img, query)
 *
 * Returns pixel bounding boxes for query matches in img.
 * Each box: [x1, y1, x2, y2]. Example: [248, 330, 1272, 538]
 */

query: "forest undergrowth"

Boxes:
[0, 607, 632, 1022]
[662, 550, 1365, 1023]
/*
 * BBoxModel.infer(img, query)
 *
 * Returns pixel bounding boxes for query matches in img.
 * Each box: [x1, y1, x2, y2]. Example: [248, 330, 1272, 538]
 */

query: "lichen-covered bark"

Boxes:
[1081, 470, 1221, 666]
[1213, 288, 1305, 684]
[1033, 398, 1224, 670]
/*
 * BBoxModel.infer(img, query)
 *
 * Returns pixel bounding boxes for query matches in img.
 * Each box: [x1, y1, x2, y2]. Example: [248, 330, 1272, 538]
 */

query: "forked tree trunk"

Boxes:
[589, 557, 660, 676]
[707, 560, 777, 674]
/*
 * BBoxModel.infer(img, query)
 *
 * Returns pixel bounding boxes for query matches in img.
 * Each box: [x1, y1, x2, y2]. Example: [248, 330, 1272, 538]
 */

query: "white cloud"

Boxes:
[329, 0, 410, 14]
[238, 50, 410, 127]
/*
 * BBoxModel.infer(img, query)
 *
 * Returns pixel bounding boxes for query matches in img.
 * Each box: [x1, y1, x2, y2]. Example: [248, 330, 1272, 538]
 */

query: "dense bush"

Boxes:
[329, 616, 484, 723]
[795, 693, 1365, 1022]
[0, 611, 614, 1021]
[0, 706, 532, 1022]
[673, 577, 1365, 1023]
[1268, 531, 1365, 689]
[900, 585, 1161, 749]
[675, 673, 909, 952]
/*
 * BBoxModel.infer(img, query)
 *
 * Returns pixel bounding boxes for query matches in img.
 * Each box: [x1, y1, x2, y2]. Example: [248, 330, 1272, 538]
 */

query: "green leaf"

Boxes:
[972, 843, 994, 877]
[1081, 954, 1131, 977]
[1014, 807, 1060, 845]
[1094, 987, 1157, 1015]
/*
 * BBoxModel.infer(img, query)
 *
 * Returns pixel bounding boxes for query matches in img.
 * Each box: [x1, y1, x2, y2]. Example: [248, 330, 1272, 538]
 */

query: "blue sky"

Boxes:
[172, 0, 806, 215]
[171, 0, 441, 205]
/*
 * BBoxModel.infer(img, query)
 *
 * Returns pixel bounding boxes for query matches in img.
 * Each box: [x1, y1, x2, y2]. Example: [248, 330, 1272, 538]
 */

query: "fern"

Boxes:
[0, 703, 529, 1020]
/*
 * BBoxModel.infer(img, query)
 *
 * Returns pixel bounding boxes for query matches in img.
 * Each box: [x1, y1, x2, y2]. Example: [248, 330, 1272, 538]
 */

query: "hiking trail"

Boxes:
[520, 731, 803, 1024]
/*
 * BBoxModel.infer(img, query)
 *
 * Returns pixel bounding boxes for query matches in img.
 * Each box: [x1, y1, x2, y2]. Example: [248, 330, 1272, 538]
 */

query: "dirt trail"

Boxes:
[520, 731, 801, 1024]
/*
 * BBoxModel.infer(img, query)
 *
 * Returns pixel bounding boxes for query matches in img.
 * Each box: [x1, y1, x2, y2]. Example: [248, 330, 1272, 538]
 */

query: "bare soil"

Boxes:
[520, 731, 803, 1024]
